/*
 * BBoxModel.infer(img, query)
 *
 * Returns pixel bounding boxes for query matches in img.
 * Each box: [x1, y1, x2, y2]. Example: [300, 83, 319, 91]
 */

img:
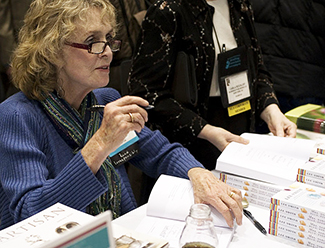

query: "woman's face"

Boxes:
[59, 8, 114, 104]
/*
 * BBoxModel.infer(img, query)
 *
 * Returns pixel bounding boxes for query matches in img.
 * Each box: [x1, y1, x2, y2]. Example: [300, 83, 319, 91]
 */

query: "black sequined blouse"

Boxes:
[128, 0, 278, 146]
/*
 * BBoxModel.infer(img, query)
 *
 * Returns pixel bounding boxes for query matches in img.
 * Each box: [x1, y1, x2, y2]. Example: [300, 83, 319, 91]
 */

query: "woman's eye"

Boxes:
[85, 36, 98, 44]
[84, 40, 94, 45]
[106, 34, 113, 41]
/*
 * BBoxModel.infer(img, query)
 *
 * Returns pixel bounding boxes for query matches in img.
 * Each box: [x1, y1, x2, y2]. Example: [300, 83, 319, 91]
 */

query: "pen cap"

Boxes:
[179, 204, 219, 248]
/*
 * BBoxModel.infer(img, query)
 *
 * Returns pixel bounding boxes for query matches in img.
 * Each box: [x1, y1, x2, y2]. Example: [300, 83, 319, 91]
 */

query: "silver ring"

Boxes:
[128, 112, 134, 123]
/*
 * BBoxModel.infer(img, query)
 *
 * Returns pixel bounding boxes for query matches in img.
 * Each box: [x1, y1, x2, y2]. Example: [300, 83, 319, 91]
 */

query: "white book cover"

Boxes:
[43, 211, 114, 248]
[298, 159, 325, 180]
[271, 182, 325, 217]
[0, 203, 113, 248]
[216, 133, 316, 186]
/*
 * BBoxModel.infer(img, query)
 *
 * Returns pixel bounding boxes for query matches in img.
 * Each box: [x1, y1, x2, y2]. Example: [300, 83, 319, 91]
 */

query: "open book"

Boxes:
[216, 133, 316, 186]
[134, 174, 235, 248]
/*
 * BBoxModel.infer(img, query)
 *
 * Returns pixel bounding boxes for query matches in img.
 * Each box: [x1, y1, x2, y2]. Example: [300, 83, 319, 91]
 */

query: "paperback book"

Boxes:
[269, 209, 325, 231]
[269, 226, 325, 247]
[270, 182, 325, 219]
[285, 104, 325, 134]
[269, 182, 325, 246]
[297, 159, 325, 188]
[269, 212, 325, 237]
[213, 170, 284, 209]
[296, 174, 325, 188]
[216, 133, 316, 186]
[269, 206, 325, 232]
[0, 203, 114, 248]
[269, 219, 325, 238]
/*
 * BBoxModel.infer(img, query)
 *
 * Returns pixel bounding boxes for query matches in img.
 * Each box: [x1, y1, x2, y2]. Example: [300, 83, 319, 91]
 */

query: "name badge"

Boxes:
[109, 131, 139, 167]
[218, 45, 252, 116]
[228, 100, 251, 117]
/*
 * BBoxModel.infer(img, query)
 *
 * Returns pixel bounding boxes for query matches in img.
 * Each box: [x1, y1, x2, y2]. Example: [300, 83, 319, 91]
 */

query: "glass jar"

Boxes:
[179, 203, 219, 248]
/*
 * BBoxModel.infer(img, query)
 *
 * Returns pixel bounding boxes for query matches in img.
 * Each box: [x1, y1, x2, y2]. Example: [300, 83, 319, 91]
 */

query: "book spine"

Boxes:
[243, 197, 270, 209]
[270, 210, 321, 228]
[219, 173, 282, 209]
[297, 116, 325, 134]
[316, 148, 325, 155]
[219, 172, 283, 194]
[269, 210, 325, 227]
[269, 226, 325, 247]
[269, 220, 325, 237]
[269, 216, 325, 236]
[269, 203, 300, 213]
[223, 179, 277, 198]
[296, 174, 325, 188]
[221, 180, 271, 209]
[297, 167, 325, 180]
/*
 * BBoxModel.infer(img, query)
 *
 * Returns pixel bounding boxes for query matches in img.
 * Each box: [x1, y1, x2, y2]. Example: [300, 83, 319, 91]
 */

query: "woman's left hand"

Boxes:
[188, 167, 243, 228]
[260, 104, 297, 137]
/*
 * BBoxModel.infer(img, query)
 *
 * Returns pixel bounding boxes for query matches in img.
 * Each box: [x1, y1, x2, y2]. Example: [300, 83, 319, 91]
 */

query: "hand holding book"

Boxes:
[216, 133, 316, 185]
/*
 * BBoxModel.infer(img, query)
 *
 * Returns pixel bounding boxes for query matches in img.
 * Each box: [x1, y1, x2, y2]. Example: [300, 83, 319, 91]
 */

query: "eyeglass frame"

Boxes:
[65, 39, 122, 54]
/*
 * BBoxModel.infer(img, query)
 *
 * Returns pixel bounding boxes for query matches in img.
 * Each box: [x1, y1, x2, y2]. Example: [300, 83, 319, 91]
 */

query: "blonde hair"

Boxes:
[11, 0, 116, 100]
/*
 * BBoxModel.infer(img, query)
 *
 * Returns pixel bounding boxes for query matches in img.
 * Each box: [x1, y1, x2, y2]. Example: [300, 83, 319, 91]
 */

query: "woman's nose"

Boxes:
[99, 43, 113, 60]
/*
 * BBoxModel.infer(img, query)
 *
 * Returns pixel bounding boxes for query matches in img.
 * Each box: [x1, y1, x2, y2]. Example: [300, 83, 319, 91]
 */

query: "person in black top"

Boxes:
[128, 0, 296, 170]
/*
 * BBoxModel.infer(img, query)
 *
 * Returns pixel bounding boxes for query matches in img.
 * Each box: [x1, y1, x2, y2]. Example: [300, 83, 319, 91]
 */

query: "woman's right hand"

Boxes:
[198, 124, 249, 152]
[81, 96, 149, 173]
[188, 167, 243, 227]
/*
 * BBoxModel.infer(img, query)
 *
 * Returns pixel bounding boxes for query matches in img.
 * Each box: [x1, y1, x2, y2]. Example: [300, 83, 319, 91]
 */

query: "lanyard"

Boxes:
[207, 4, 224, 53]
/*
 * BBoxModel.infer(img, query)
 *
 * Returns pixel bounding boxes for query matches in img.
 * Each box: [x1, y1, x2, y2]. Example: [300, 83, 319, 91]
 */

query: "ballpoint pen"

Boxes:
[243, 209, 267, 235]
[87, 104, 154, 111]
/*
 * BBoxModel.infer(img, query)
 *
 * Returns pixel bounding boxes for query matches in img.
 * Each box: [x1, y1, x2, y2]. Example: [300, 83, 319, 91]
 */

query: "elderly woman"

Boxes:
[0, 0, 242, 230]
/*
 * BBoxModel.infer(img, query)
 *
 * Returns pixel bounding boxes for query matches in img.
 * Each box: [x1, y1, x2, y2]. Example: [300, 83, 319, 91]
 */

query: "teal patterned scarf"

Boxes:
[41, 91, 121, 218]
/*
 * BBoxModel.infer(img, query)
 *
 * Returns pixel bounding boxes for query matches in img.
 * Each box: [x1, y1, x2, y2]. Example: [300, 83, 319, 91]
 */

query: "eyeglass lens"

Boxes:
[91, 40, 121, 53]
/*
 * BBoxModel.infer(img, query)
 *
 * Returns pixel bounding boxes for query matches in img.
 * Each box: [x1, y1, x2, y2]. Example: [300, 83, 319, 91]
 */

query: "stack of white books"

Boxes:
[296, 159, 325, 188]
[213, 170, 285, 209]
[215, 133, 317, 209]
[269, 182, 325, 247]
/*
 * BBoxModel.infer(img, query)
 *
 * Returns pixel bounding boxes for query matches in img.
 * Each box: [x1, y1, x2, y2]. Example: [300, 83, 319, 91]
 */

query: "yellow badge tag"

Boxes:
[227, 100, 251, 117]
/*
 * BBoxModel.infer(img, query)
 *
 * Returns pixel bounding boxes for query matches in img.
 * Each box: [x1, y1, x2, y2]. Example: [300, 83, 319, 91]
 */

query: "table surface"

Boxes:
[113, 204, 302, 248]
[113, 129, 325, 248]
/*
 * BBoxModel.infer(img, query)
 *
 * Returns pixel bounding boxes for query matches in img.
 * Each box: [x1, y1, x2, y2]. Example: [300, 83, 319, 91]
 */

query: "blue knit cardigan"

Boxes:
[0, 88, 203, 230]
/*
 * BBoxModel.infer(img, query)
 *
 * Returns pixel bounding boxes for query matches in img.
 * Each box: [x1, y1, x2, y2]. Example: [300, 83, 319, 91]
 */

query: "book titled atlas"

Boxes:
[285, 104, 325, 134]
